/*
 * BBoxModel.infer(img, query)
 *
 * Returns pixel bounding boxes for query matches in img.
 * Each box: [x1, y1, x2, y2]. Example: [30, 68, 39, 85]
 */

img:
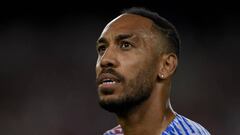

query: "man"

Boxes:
[95, 7, 210, 135]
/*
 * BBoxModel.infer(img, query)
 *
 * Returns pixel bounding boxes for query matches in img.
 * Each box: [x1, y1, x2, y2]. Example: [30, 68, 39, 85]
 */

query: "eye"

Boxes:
[97, 45, 107, 55]
[120, 41, 132, 49]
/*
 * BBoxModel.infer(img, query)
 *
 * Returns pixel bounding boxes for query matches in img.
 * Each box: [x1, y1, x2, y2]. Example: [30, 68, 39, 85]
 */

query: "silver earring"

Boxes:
[161, 74, 164, 78]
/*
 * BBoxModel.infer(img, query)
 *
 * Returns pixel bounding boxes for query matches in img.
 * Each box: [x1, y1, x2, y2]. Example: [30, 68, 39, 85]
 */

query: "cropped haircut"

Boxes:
[122, 7, 181, 58]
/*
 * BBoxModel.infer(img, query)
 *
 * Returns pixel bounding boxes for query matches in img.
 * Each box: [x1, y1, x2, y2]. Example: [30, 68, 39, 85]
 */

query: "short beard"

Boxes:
[99, 68, 154, 115]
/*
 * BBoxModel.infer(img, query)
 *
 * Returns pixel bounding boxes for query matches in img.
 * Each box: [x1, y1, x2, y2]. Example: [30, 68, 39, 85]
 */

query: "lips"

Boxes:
[97, 73, 121, 86]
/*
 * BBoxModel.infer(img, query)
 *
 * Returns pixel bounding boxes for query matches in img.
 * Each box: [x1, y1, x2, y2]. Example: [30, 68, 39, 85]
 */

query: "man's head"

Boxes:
[95, 7, 180, 114]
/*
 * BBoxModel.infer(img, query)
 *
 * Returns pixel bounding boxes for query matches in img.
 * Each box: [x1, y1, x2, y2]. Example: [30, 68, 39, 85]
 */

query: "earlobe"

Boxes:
[160, 74, 165, 79]
[158, 53, 178, 79]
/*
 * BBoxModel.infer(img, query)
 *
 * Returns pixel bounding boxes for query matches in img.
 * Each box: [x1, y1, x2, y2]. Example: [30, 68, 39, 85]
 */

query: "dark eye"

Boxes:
[97, 45, 106, 55]
[120, 42, 132, 49]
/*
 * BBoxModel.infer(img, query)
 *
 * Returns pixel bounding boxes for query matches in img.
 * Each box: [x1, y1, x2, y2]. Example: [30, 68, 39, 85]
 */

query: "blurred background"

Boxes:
[0, 1, 239, 135]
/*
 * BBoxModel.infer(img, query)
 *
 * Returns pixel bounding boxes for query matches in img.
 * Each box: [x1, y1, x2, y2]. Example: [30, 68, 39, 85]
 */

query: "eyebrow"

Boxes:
[115, 33, 133, 41]
[96, 37, 107, 45]
[96, 33, 134, 46]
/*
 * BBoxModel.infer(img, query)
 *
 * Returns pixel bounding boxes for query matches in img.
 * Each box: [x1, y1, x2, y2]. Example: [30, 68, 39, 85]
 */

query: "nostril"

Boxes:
[100, 60, 114, 68]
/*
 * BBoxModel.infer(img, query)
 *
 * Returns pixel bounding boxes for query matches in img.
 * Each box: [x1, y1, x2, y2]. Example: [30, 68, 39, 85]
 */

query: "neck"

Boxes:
[116, 82, 175, 135]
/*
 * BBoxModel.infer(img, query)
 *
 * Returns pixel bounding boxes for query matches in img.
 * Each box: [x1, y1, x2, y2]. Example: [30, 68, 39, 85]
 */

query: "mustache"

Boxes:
[96, 68, 125, 83]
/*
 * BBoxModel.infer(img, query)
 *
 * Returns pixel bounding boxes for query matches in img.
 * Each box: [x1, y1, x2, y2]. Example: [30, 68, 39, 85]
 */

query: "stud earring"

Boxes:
[160, 74, 164, 79]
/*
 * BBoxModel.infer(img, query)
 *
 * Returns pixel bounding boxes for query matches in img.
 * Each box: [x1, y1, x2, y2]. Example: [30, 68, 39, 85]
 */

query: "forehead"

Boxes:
[100, 14, 154, 38]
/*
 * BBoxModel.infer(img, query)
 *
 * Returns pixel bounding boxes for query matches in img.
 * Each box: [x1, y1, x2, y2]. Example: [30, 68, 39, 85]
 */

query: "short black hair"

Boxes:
[122, 7, 180, 58]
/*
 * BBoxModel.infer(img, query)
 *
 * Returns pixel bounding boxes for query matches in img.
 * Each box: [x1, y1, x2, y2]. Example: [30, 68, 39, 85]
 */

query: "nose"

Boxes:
[99, 47, 119, 68]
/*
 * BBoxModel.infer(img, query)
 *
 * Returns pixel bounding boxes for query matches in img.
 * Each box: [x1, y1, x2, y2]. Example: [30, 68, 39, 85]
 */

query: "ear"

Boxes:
[158, 53, 178, 79]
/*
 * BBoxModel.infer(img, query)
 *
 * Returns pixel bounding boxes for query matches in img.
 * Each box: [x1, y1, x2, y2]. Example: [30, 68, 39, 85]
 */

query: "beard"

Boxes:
[98, 67, 155, 115]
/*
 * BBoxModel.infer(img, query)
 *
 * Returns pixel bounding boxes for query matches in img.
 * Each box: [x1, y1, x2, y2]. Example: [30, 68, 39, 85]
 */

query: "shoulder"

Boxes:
[102, 114, 211, 135]
[103, 125, 123, 135]
[163, 114, 211, 135]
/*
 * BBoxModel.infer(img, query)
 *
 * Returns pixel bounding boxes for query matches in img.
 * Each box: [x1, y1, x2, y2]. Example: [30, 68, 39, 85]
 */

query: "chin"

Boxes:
[99, 93, 120, 103]
[98, 98, 123, 113]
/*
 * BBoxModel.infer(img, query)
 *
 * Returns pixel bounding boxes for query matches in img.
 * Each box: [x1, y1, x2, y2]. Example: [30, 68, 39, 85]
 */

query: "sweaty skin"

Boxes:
[96, 14, 178, 135]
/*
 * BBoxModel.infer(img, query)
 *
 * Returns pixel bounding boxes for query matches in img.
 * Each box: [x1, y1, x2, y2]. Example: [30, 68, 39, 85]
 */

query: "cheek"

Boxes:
[120, 52, 157, 82]
[120, 56, 149, 79]
[96, 57, 101, 75]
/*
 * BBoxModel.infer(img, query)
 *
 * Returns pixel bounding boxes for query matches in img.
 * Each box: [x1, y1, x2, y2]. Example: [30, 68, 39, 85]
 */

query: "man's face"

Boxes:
[96, 14, 160, 113]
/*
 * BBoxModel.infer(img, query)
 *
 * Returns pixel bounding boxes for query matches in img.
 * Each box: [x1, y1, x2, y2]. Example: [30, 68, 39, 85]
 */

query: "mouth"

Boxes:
[100, 78, 118, 85]
[97, 73, 122, 89]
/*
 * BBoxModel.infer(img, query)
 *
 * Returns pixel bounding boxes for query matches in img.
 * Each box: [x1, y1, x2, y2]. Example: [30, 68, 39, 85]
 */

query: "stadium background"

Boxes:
[0, 1, 239, 135]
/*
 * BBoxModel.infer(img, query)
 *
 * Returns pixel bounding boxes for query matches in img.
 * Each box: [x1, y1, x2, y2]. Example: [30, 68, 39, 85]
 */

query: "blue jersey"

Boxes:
[103, 114, 210, 135]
